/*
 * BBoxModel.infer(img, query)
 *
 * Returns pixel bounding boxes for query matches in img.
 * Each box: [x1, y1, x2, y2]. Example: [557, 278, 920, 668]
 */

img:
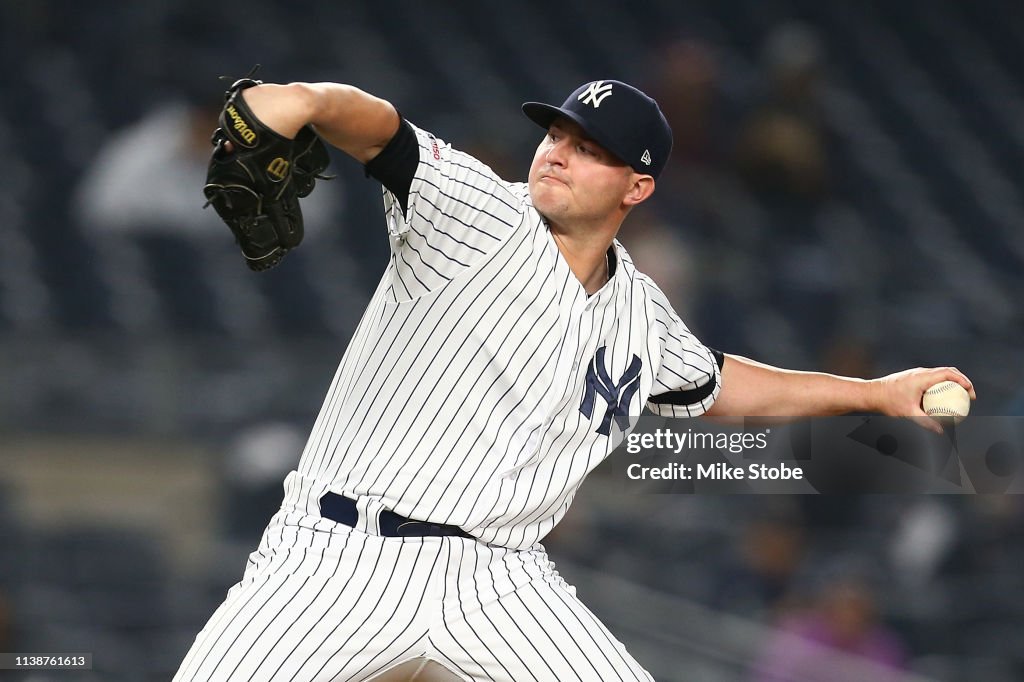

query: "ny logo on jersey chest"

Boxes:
[580, 347, 643, 436]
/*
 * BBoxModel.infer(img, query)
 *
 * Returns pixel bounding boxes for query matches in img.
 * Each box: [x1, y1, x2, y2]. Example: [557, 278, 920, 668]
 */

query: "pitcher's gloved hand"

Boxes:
[203, 68, 331, 271]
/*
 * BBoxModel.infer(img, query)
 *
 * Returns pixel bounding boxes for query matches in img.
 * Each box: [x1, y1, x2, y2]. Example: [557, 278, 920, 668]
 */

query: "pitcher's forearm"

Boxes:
[240, 82, 400, 163]
[706, 354, 876, 418]
[705, 354, 975, 435]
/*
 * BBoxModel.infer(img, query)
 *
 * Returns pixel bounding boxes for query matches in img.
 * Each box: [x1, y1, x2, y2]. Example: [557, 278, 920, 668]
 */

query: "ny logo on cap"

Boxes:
[578, 81, 614, 108]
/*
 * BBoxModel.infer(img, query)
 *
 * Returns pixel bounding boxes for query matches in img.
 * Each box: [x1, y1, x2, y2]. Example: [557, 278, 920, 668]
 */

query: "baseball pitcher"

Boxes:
[177, 73, 975, 681]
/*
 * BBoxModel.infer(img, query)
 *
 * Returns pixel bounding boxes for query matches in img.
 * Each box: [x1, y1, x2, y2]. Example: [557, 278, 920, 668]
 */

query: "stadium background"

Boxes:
[1, 0, 1022, 679]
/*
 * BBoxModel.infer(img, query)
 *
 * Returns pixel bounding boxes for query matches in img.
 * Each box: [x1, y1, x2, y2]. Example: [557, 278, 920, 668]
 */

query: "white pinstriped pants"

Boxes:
[173, 507, 654, 682]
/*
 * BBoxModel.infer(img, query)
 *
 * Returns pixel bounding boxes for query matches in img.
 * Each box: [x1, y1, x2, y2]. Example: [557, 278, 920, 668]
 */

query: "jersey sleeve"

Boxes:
[376, 121, 523, 299]
[646, 302, 723, 418]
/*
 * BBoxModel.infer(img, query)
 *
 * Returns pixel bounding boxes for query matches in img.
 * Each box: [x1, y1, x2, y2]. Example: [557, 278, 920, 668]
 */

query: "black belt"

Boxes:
[319, 492, 473, 539]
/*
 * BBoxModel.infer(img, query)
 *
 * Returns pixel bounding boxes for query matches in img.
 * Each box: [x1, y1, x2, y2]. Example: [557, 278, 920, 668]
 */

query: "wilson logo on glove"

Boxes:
[225, 104, 258, 146]
[266, 157, 290, 181]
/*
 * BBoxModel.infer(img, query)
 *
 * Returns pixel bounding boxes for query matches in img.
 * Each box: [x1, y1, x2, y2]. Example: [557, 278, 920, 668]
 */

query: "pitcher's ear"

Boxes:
[624, 174, 655, 206]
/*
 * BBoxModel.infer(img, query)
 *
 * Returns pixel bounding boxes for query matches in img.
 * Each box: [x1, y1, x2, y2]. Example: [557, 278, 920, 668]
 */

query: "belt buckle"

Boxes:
[395, 520, 434, 537]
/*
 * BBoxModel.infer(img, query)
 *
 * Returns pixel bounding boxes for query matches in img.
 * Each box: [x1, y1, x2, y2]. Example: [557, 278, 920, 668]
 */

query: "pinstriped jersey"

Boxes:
[295, 122, 720, 550]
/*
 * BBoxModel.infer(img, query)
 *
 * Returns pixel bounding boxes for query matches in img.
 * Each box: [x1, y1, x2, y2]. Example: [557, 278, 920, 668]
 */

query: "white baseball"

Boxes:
[922, 380, 971, 424]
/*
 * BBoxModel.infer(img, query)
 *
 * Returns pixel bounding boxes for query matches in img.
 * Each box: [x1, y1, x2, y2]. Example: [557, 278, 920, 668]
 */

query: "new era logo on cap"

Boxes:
[522, 79, 674, 180]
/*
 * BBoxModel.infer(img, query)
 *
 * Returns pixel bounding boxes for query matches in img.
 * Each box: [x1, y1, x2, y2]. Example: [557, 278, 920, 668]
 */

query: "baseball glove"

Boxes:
[203, 69, 331, 271]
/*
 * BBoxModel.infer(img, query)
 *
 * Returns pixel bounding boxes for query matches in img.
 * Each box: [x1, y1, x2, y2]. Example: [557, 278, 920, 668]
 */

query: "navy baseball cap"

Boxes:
[522, 80, 673, 180]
